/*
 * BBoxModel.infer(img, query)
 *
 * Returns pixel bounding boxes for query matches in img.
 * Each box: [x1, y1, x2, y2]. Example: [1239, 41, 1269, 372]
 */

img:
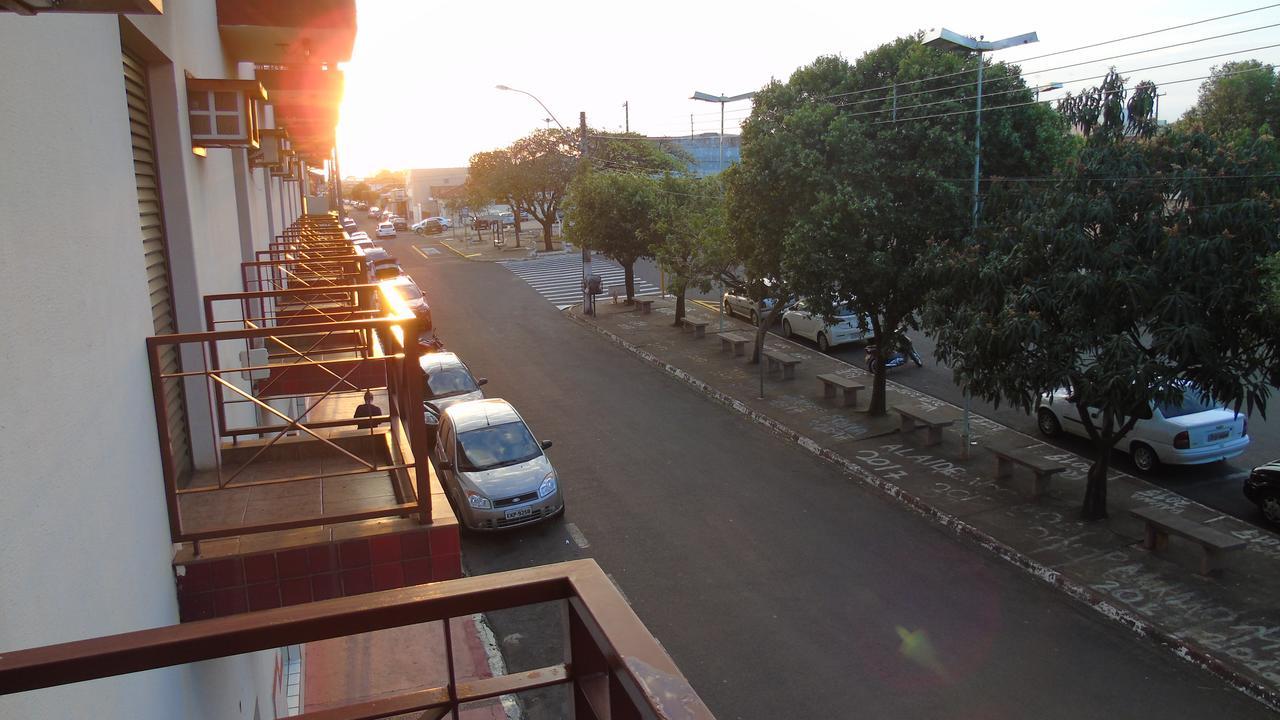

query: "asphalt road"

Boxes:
[632, 257, 1275, 529]
[362, 224, 1273, 720]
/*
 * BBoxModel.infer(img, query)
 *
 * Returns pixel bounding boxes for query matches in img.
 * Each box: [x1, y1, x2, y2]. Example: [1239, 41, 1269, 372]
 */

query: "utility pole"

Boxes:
[580, 111, 591, 315]
[690, 114, 694, 139]
[623, 101, 629, 133]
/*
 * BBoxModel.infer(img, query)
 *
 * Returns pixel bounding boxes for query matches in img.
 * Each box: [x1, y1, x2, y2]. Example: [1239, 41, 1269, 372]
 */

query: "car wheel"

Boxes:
[1131, 442, 1159, 473]
[782, 320, 793, 338]
[723, 299, 734, 318]
[750, 310, 759, 326]
[1036, 408, 1062, 437]
[817, 333, 830, 353]
[1262, 494, 1280, 525]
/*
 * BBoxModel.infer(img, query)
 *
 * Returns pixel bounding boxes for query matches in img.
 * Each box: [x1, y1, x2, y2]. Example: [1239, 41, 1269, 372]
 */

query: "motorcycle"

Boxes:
[864, 342, 923, 372]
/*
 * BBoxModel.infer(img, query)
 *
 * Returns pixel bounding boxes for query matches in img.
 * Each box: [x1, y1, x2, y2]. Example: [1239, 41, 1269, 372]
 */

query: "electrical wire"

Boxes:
[820, 3, 1280, 102]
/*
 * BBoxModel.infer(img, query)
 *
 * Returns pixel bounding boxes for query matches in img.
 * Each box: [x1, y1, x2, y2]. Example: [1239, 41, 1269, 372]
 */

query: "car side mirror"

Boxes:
[540, 440, 553, 450]
[478, 378, 489, 386]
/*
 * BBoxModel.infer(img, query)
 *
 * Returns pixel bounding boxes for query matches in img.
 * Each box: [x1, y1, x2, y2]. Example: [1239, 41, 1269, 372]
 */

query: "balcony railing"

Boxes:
[0, 559, 714, 718]
[149, 287, 432, 547]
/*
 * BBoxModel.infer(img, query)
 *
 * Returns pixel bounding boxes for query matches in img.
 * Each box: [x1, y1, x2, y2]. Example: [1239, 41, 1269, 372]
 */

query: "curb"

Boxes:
[567, 310, 1280, 713]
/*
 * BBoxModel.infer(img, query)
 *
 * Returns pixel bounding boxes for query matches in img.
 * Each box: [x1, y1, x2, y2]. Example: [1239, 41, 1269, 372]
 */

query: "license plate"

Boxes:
[1208, 430, 1229, 441]
[504, 507, 533, 520]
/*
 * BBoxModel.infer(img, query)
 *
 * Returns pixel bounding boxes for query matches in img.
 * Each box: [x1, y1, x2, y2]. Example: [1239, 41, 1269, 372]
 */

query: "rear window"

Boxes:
[1156, 393, 1218, 418]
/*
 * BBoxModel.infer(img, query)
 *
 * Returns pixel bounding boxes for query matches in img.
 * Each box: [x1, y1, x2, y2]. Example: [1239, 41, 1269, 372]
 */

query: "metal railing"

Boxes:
[148, 295, 432, 545]
[0, 559, 716, 719]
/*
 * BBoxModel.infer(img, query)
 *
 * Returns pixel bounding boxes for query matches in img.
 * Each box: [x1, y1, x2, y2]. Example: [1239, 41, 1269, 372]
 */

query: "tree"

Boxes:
[347, 181, 377, 205]
[731, 39, 1069, 408]
[1180, 60, 1278, 140]
[563, 170, 658, 302]
[652, 175, 730, 325]
[924, 70, 1280, 520]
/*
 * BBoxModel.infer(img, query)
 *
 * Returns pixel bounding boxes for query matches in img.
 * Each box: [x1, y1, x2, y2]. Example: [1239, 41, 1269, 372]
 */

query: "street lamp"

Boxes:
[691, 89, 754, 333]
[923, 27, 1038, 458]
[496, 84, 591, 313]
[690, 90, 755, 174]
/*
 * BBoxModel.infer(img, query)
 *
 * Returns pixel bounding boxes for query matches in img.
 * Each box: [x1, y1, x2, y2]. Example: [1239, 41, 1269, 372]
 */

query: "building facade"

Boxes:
[0, 2, 353, 717]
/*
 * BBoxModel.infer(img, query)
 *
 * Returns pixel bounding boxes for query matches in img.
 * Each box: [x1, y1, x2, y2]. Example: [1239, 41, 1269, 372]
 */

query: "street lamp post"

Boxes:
[923, 27, 1038, 459]
[495, 85, 590, 313]
[691, 89, 754, 334]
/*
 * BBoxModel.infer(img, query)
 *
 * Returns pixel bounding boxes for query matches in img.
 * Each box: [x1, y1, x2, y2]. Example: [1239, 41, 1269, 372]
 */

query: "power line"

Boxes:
[821, 3, 1280, 103]
[836, 44, 1280, 120]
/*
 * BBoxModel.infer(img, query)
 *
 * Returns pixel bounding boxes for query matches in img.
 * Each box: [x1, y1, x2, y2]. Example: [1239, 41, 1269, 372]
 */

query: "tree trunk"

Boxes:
[1081, 441, 1112, 520]
[673, 280, 687, 326]
[624, 262, 635, 302]
[869, 362, 888, 416]
[542, 219, 555, 251]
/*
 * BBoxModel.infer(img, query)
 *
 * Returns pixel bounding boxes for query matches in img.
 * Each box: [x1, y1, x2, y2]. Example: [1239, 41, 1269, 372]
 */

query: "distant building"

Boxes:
[652, 132, 742, 176]
[404, 167, 469, 221]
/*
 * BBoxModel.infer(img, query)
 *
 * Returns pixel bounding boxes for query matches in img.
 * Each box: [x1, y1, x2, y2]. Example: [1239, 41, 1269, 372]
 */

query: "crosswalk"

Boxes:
[499, 254, 660, 309]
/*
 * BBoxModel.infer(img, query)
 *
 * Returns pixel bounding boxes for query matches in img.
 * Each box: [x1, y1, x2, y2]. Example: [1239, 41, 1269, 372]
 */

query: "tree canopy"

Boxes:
[563, 170, 658, 301]
[730, 37, 1070, 406]
[1179, 60, 1279, 140]
[923, 70, 1280, 520]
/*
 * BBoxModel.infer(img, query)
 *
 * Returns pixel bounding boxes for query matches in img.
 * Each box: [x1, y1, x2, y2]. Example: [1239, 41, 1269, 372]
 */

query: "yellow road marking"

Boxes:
[692, 299, 720, 312]
[439, 241, 480, 259]
[413, 245, 431, 260]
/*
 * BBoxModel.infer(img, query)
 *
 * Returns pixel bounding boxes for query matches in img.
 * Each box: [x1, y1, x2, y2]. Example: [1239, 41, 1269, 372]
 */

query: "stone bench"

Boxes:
[1130, 506, 1246, 576]
[985, 443, 1066, 498]
[718, 332, 752, 357]
[892, 402, 963, 448]
[816, 373, 865, 408]
[681, 317, 709, 339]
[763, 349, 801, 380]
[635, 298, 655, 314]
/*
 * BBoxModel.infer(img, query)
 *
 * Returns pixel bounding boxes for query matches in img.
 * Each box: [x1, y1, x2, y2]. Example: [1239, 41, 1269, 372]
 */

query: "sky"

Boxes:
[335, 0, 1280, 177]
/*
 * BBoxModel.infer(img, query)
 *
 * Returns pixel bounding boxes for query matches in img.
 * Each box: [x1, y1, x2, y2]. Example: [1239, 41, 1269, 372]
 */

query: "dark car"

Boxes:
[1244, 461, 1280, 525]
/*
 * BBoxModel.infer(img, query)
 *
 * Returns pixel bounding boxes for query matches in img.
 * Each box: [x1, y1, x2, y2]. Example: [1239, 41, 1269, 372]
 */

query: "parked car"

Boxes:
[362, 247, 402, 280]
[432, 398, 564, 530]
[722, 292, 781, 325]
[380, 274, 429, 315]
[428, 216, 453, 229]
[392, 216, 408, 231]
[781, 301, 874, 352]
[376, 222, 396, 238]
[1244, 461, 1280, 525]
[498, 212, 515, 227]
[1036, 384, 1250, 472]
[413, 218, 444, 235]
[472, 216, 494, 231]
[420, 352, 488, 446]
[351, 237, 376, 253]
[368, 206, 381, 218]
[348, 231, 370, 241]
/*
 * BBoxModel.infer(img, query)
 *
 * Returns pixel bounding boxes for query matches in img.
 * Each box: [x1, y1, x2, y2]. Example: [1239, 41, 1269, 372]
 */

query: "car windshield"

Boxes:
[391, 283, 422, 301]
[1156, 392, 1219, 418]
[456, 421, 541, 471]
[424, 366, 477, 399]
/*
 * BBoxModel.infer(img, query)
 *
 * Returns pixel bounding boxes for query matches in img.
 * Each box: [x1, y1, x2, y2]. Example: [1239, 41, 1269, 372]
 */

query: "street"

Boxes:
[632, 257, 1276, 529]
[371, 224, 1272, 719]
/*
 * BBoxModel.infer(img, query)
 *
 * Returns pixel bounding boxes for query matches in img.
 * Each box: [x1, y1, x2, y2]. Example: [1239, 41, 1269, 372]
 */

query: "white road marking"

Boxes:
[500, 255, 660, 309]
[566, 522, 590, 549]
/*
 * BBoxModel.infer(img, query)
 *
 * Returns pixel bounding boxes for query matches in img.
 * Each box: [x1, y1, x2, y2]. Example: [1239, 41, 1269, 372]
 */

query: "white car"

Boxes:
[348, 231, 370, 241]
[376, 222, 396, 238]
[781, 301, 874, 352]
[1036, 385, 1250, 472]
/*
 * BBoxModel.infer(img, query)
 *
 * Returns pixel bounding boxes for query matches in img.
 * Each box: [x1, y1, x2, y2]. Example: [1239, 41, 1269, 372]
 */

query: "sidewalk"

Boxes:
[570, 296, 1280, 711]
[436, 228, 569, 263]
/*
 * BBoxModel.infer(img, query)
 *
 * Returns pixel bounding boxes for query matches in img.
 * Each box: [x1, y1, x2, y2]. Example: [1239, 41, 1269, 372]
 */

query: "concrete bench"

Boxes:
[1130, 506, 1246, 576]
[635, 298, 655, 314]
[763, 349, 801, 380]
[985, 443, 1066, 498]
[816, 373, 865, 407]
[681, 317, 709, 339]
[892, 402, 963, 447]
[718, 332, 752, 357]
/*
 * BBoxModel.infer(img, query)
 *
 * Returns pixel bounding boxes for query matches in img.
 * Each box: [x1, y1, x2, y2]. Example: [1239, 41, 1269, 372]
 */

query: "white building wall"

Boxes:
[0, 9, 278, 720]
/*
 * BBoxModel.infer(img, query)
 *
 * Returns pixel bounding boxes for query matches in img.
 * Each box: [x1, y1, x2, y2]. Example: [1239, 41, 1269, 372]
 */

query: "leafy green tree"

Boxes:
[1180, 60, 1278, 140]
[733, 39, 1069, 409]
[652, 175, 730, 325]
[563, 171, 658, 302]
[347, 181, 377, 205]
[924, 71, 1280, 520]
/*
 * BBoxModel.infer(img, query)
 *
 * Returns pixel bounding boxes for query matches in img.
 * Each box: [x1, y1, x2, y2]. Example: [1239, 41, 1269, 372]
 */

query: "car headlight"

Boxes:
[466, 491, 491, 509]
[539, 472, 558, 498]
